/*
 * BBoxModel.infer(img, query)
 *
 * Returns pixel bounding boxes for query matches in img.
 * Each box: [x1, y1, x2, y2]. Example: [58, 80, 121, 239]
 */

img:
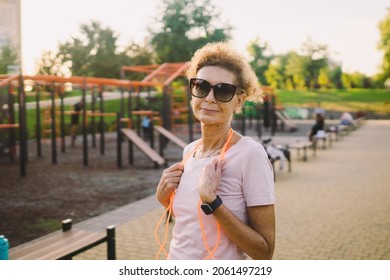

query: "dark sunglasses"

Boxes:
[189, 78, 238, 102]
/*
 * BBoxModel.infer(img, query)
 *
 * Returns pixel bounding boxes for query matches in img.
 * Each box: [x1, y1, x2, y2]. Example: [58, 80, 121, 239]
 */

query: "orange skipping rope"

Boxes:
[154, 128, 233, 260]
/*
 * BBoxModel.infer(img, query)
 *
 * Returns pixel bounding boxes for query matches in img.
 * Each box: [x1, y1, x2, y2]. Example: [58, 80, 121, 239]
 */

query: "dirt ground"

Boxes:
[0, 132, 185, 248]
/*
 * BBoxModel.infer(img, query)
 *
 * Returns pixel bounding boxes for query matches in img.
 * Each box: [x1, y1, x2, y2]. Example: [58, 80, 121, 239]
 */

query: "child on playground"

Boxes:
[70, 99, 83, 147]
[142, 115, 151, 141]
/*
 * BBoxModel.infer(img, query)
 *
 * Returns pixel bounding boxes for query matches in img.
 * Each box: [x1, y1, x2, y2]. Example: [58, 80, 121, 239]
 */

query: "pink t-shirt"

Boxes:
[168, 136, 275, 260]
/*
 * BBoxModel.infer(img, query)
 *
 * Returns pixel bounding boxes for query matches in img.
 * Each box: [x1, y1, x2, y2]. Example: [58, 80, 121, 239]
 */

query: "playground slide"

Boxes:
[275, 110, 298, 132]
[121, 128, 165, 167]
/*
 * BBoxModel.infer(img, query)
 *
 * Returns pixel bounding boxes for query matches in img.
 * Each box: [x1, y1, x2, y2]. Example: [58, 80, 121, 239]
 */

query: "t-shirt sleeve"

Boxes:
[182, 141, 197, 161]
[241, 145, 275, 207]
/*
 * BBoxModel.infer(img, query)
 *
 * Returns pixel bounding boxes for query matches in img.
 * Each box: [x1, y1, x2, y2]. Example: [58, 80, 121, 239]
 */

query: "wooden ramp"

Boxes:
[121, 128, 165, 167]
[154, 125, 187, 149]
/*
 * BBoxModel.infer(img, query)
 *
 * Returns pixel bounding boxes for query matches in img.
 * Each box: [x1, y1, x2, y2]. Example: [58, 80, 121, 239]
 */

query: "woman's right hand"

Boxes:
[156, 163, 184, 208]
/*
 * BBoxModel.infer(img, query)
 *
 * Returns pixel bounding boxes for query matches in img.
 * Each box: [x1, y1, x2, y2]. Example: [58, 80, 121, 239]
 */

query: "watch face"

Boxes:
[201, 204, 214, 215]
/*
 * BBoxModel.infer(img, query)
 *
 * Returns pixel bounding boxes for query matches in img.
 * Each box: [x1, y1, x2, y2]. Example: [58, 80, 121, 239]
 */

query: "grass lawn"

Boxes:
[275, 88, 390, 115]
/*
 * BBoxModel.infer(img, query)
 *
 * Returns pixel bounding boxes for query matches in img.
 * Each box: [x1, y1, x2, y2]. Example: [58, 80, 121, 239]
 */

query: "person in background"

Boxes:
[339, 112, 354, 126]
[308, 113, 325, 141]
[155, 42, 275, 260]
[142, 115, 151, 141]
[314, 102, 325, 118]
[70, 99, 83, 147]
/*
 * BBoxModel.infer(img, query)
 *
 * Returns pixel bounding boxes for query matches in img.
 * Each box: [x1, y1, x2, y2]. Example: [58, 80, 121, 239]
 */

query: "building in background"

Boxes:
[0, 0, 21, 73]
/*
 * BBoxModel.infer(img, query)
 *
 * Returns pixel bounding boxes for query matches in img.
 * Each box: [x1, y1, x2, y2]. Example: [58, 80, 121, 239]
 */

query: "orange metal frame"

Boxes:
[121, 62, 189, 86]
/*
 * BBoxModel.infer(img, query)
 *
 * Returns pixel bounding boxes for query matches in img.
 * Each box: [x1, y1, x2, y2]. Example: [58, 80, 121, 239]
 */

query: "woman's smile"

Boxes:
[201, 107, 219, 114]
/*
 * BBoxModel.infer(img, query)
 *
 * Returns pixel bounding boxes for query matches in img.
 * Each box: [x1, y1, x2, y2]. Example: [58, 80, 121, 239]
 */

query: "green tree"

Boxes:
[265, 52, 292, 88]
[318, 68, 329, 88]
[350, 72, 368, 88]
[264, 63, 281, 89]
[247, 38, 273, 85]
[0, 44, 18, 74]
[149, 0, 231, 63]
[341, 72, 353, 88]
[378, 8, 390, 86]
[285, 51, 306, 89]
[282, 38, 329, 89]
[328, 65, 343, 89]
[298, 38, 329, 88]
[121, 42, 154, 80]
[57, 20, 131, 78]
[342, 71, 368, 88]
[36, 50, 70, 77]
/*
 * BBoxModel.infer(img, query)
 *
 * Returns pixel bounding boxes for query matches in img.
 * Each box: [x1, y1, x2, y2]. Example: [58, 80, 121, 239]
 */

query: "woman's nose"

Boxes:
[204, 88, 216, 102]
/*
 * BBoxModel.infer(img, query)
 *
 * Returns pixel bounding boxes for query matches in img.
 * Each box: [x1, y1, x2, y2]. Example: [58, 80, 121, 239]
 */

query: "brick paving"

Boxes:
[74, 120, 390, 260]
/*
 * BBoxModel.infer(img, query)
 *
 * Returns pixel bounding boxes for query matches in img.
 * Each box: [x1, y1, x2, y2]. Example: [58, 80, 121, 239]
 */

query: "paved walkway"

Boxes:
[72, 120, 390, 260]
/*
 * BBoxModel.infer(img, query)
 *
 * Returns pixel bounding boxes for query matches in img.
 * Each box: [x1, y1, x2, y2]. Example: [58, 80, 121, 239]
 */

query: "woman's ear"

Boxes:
[235, 92, 246, 111]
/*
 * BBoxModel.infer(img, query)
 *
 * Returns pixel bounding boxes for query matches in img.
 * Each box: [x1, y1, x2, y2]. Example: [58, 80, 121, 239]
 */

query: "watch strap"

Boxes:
[201, 196, 223, 215]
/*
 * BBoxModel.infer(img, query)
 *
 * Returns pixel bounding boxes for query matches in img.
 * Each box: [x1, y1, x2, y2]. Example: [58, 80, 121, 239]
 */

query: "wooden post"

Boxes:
[256, 103, 262, 139]
[99, 86, 105, 156]
[159, 133, 164, 157]
[116, 113, 122, 168]
[186, 86, 194, 143]
[149, 114, 154, 149]
[7, 85, 16, 160]
[91, 86, 96, 149]
[59, 87, 65, 153]
[128, 140, 133, 165]
[35, 85, 42, 157]
[50, 82, 57, 164]
[82, 79, 88, 167]
[18, 75, 27, 176]
[271, 94, 276, 136]
[61, 219, 72, 232]
[106, 225, 116, 260]
[241, 107, 246, 136]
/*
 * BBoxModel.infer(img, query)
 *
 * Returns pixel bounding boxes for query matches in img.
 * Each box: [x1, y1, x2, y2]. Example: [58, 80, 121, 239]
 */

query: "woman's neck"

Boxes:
[200, 124, 231, 152]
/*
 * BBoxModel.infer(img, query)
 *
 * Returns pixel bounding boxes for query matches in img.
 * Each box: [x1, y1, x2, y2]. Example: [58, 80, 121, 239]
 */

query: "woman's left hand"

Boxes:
[198, 158, 224, 203]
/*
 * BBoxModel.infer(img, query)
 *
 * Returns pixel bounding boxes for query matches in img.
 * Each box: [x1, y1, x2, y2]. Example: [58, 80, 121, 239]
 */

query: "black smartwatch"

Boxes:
[201, 196, 223, 215]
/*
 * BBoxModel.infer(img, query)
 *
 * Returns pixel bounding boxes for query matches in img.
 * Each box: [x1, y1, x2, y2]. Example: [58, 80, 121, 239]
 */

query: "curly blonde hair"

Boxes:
[186, 42, 263, 104]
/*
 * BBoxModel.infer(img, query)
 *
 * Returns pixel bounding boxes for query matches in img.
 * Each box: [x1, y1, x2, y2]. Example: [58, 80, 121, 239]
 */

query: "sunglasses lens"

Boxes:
[189, 78, 237, 102]
[214, 83, 236, 102]
[190, 79, 210, 98]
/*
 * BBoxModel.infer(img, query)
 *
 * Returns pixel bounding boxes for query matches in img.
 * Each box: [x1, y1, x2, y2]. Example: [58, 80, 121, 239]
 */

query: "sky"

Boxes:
[21, 0, 389, 76]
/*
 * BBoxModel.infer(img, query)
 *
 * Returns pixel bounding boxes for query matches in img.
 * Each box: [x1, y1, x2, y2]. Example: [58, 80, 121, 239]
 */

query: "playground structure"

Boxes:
[0, 63, 291, 177]
[0, 64, 197, 176]
[120, 62, 195, 134]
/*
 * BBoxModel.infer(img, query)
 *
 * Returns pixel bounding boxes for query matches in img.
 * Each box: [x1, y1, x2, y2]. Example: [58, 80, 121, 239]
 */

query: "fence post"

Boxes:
[106, 226, 116, 260]
[116, 113, 122, 168]
[18, 75, 27, 176]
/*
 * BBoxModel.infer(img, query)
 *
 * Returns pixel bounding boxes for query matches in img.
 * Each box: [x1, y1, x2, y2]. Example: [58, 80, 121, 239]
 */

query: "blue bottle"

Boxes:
[0, 235, 9, 260]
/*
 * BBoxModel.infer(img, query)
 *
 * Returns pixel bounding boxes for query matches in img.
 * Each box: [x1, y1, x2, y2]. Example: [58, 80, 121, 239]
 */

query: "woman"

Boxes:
[156, 42, 275, 260]
[308, 113, 325, 141]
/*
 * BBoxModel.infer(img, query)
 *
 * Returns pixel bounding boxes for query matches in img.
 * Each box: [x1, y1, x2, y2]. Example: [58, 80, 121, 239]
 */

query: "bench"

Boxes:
[314, 130, 328, 149]
[327, 126, 339, 142]
[288, 141, 315, 161]
[337, 125, 350, 137]
[9, 219, 116, 260]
